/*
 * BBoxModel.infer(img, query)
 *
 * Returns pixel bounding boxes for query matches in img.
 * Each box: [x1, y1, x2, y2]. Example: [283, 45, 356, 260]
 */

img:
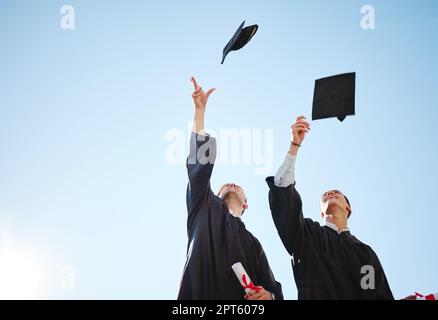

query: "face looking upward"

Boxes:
[320, 190, 352, 220]
[218, 183, 248, 211]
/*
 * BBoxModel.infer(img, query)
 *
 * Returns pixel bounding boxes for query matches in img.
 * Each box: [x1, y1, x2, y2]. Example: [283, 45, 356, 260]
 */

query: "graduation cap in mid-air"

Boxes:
[312, 72, 356, 122]
[221, 21, 258, 64]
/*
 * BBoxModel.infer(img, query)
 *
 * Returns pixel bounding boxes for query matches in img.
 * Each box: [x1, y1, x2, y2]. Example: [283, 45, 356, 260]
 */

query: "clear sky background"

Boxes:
[0, 0, 437, 299]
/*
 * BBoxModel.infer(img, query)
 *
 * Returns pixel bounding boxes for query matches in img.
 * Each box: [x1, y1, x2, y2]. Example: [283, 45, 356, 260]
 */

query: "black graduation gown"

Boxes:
[177, 133, 283, 300]
[266, 177, 394, 300]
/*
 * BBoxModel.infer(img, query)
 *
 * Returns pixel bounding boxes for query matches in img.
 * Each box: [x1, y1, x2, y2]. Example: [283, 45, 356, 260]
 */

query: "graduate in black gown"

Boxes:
[266, 115, 393, 300]
[177, 77, 283, 300]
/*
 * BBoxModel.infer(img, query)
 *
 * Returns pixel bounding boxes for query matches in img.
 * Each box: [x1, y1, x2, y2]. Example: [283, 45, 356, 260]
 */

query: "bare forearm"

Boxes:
[288, 143, 299, 156]
[288, 115, 309, 156]
[189, 76, 215, 135]
[192, 108, 205, 135]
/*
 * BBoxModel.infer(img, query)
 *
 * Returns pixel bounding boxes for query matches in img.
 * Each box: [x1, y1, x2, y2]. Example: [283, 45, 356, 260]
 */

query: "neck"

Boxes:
[325, 208, 348, 230]
[226, 201, 243, 218]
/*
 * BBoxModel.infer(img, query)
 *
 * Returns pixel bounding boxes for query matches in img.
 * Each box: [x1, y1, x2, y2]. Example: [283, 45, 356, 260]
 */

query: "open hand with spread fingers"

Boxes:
[190, 76, 216, 110]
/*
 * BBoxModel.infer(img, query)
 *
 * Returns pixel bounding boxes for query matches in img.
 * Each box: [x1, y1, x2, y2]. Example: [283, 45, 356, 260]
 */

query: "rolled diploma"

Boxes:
[231, 262, 253, 294]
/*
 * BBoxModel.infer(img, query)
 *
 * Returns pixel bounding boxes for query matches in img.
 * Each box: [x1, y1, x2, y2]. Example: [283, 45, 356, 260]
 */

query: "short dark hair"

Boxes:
[344, 194, 352, 218]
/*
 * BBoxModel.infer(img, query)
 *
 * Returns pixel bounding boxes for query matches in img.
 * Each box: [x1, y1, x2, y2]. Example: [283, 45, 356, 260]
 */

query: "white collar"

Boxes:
[325, 221, 350, 234]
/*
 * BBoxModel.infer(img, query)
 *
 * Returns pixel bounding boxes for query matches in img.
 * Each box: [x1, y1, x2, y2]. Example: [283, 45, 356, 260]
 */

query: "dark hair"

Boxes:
[344, 194, 352, 218]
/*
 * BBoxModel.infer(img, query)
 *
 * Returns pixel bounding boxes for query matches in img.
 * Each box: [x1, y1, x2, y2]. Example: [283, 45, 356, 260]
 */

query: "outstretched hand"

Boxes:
[190, 76, 216, 110]
[291, 115, 311, 145]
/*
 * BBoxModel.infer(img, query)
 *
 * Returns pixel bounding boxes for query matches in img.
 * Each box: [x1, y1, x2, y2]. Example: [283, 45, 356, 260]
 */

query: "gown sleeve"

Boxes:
[265, 176, 306, 256]
[255, 246, 284, 300]
[373, 251, 394, 300]
[186, 132, 216, 217]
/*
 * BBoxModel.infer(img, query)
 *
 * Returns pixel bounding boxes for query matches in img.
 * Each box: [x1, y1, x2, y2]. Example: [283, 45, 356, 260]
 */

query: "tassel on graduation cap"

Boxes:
[221, 21, 258, 64]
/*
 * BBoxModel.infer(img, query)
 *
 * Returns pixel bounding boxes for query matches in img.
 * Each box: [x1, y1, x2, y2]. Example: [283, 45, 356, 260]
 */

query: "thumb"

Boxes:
[206, 88, 216, 99]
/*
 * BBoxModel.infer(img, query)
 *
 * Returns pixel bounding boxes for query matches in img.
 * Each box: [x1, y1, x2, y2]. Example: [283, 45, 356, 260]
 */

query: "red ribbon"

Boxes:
[415, 292, 436, 300]
[242, 274, 261, 292]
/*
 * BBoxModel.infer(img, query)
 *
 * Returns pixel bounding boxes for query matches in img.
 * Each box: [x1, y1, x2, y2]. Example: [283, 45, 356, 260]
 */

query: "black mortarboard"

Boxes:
[312, 72, 356, 122]
[221, 21, 258, 64]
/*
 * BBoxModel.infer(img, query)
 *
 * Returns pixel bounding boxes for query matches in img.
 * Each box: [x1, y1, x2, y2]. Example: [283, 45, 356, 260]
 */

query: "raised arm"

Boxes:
[267, 116, 311, 255]
[190, 76, 215, 135]
[186, 77, 217, 216]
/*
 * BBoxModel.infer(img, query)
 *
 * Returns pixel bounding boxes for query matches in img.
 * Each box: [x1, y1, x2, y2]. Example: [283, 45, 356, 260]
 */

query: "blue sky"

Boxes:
[0, 0, 437, 299]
